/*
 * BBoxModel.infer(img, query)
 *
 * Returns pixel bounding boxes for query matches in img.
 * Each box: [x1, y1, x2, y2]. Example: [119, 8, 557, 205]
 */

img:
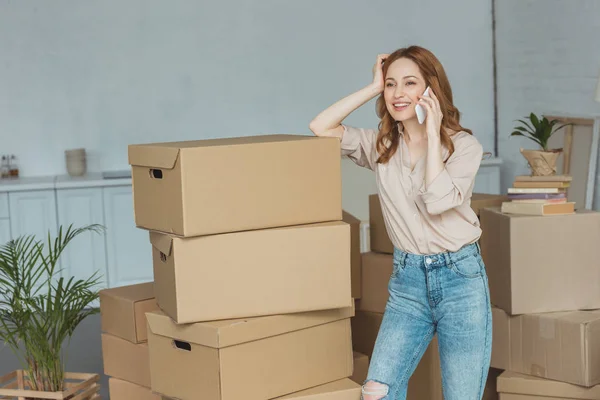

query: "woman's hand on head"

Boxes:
[372, 53, 390, 93]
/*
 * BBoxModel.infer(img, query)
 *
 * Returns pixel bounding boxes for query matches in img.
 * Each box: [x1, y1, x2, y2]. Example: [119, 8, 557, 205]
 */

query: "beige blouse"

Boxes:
[341, 124, 483, 255]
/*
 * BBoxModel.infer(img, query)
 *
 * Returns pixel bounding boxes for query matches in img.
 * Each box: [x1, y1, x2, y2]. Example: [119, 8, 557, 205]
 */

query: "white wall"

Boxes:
[495, 0, 600, 208]
[0, 0, 495, 221]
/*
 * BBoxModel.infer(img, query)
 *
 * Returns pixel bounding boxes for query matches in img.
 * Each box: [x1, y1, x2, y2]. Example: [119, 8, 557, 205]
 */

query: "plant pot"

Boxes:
[520, 148, 563, 176]
[0, 370, 100, 400]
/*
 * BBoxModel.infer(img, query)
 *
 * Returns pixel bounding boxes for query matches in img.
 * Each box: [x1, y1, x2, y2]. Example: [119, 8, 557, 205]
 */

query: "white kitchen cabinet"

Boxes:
[0, 219, 11, 245]
[103, 185, 153, 288]
[8, 189, 58, 242]
[56, 188, 108, 291]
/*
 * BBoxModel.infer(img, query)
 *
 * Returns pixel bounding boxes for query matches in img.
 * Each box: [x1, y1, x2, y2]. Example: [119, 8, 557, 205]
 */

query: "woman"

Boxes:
[309, 46, 492, 400]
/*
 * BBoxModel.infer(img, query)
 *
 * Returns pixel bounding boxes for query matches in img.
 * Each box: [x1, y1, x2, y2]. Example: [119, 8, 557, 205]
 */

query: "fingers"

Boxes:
[377, 54, 390, 63]
[420, 89, 442, 114]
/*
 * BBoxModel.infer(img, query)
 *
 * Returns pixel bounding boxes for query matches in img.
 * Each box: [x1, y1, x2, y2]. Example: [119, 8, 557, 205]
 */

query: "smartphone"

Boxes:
[415, 86, 430, 124]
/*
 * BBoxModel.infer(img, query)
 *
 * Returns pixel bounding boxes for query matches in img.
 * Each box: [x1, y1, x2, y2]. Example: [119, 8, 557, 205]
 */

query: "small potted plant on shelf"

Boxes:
[0, 224, 104, 400]
[510, 113, 570, 176]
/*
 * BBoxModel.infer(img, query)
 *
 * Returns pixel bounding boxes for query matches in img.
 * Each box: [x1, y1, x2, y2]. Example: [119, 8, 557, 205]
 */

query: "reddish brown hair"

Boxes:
[375, 46, 472, 164]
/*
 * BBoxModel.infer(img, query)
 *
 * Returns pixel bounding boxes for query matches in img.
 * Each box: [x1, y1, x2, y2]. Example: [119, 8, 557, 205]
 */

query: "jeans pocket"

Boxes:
[450, 253, 483, 279]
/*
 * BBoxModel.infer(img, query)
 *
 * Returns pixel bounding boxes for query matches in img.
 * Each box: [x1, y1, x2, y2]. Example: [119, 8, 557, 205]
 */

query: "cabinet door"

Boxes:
[103, 186, 153, 288]
[56, 188, 108, 294]
[9, 190, 58, 242]
[0, 218, 11, 246]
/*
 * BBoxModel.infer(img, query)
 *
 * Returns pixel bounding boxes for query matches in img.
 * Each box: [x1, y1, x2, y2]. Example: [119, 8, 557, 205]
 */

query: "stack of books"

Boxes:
[500, 174, 575, 216]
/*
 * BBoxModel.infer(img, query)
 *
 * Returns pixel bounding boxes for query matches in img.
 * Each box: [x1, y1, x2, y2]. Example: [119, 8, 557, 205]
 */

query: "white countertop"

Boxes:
[0, 171, 132, 192]
[0, 157, 503, 192]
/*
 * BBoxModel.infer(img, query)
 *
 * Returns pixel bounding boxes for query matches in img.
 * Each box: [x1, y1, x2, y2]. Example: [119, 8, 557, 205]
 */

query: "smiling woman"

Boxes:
[309, 45, 490, 400]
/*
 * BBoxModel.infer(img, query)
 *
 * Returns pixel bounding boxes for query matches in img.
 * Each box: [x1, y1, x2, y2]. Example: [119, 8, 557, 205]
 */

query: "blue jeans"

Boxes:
[363, 242, 492, 400]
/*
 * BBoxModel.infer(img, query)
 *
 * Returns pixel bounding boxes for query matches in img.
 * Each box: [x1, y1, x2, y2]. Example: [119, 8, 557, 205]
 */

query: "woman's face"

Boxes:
[383, 57, 427, 122]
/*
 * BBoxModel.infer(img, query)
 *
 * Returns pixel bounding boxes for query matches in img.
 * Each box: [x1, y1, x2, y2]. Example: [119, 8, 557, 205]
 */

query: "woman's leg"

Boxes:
[362, 251, 435, 400]
[436, 243, 493, 400]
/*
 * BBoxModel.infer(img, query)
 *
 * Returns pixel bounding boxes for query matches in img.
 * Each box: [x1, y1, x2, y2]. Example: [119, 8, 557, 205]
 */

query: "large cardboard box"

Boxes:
[109, 378, 160, 400]
[277, 379, 361, 399]
[368, 195, 393, 254]
[162, 379, 360, 400]
[491, 306, 600, 387]
[128, 135, 342, 237]
[470, 193, 509, 217]
[343, 210, 362, 299]
[368, 193, 504, 254]
[358, 252, 393, 314]
[351, 310, 442, 399]
[101, 334, 150, 387]
[150, 221, 351, 323]
[480, 208, 600, 314]
[497, 371, 600, 399]
[351, 352, 369, 385]
[146, 307, 354, 400]
[352, 310, 499, 399]
[99, 282, 158, 343]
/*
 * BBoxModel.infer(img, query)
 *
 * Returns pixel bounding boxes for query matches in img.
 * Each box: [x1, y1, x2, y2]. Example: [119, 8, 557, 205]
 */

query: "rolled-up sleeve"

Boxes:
[418, 137, 483, 215]
[340, 124, 378, 171]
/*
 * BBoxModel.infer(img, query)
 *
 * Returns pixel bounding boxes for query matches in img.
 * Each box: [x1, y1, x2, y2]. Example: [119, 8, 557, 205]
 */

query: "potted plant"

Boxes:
[510, 113, 571, 176]
[0, 224, 104, 399]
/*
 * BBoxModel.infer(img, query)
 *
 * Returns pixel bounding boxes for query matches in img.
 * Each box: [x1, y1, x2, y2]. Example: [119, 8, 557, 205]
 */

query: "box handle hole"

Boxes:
[149, 169, 163, 179]
[160, 252, 167, 262]
[173, 340, 191, 351]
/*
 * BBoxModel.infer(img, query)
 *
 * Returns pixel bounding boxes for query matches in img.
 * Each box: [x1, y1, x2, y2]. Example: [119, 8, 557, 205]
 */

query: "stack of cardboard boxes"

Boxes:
[100, 282, 160, 399]
[100, 134, 371, 399]
[358, 193, 507, 399]
[481, 205, 600, 398]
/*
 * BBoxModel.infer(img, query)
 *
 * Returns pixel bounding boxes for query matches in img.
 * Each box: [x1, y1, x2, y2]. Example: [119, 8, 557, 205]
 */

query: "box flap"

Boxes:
[99, 282, 154, 303]
[342, 210, 361, 224]
[128, 144, 180, 169]
[146, 304, 354, 349]
[497, 371, 600, 398]
[149, 231, 173, 256]
[276, 379, 360, 399]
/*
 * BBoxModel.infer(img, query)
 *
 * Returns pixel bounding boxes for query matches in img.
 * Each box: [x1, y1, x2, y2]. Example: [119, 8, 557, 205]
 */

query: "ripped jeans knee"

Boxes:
[361, 380, 389, 400]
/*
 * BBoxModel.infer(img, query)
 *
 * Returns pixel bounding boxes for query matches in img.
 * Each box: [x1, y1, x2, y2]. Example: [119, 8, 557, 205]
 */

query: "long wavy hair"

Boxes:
[375, 46, 472, 164]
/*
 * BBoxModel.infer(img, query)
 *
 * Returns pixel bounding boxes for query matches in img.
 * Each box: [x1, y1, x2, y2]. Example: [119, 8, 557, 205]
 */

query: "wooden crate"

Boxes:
[0, 370, 99, 400]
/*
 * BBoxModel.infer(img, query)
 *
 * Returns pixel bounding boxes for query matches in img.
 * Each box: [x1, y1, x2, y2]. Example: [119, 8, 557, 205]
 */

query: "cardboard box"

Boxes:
[162, 380, 360, 400]
[351, 352, 369, 385]
[470, 193, 509, 217]
[109, 378, 160, 400]
[491, 306, 600, 387]
[480, 208, 600, 314]
[351, 310, 442, 399]
[497, 371, 600, 399]
[368, 195, 393, 254]
[99, 282, 158, 343]
[101, 333, 150, 387]
[368, 193, 501, 254]
[491, 307, 511, 370]
[151, 220, 352, 323]
[147, 307, 354, 400]
[343, 210, 362, 299]
[358, 252, 393, 314]
[277, 379, 361, 399]
[351, 310, 499, 399]
[483, 368, 502, 400]
[128, 135, 342, 237]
